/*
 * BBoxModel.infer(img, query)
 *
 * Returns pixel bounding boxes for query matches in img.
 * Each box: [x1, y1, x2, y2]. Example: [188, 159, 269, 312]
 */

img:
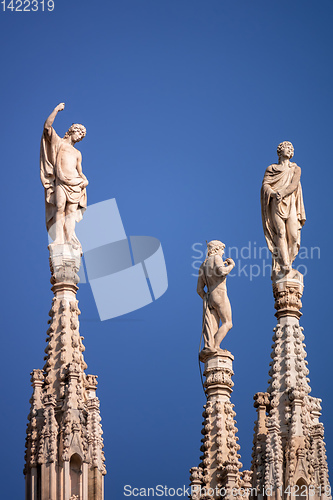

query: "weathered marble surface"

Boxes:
[40, 103, 88, 248]
[24, 243, 106, 500]
[261, 141, 306, 278]
[189, 351, 251, 500]
[197, 240, 235, 362]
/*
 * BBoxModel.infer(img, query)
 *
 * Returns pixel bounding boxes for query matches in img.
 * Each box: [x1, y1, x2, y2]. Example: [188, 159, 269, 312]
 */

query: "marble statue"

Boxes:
[40, 103, 88, 247]
[197, 240, 235, 361]
[261, 141, 306, 277]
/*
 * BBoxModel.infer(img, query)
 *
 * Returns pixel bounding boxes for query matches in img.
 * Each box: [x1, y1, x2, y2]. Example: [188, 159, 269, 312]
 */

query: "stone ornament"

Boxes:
[40, 103, 88, 248]
[261, 141, 306, 278]
[204, 365, 234, 389]
[197, 240, 235, 362]
[251, 318, 331, 498]
[49, 244, 81, 289]
[25, 287, 106, 498]
[272, 268, 304, 320]
[253, 392, 270, 409]
[189, 352, 245, 500]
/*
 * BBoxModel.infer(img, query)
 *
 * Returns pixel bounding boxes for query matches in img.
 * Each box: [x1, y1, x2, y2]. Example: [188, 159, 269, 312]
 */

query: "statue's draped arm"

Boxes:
[279, 165, 301, 199]
[40, 126, 62, 231]
[40, 104, 64, 230]
[261, 165, 278, 255]
[197, 263, 207, 299]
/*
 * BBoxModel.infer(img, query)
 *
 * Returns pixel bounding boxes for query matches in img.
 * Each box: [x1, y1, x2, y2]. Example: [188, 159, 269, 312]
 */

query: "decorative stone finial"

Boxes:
[253, 392, 270, 409]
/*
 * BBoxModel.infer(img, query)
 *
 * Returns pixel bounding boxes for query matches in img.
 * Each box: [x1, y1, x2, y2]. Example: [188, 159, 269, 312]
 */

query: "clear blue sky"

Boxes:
[1, 0, 332, 497]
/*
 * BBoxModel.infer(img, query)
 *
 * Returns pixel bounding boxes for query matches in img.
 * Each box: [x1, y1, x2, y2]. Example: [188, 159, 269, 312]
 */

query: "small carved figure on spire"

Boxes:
[197, 240, 235, 362]
[40, 103, 88, 248]
[261, 141, 306, 279]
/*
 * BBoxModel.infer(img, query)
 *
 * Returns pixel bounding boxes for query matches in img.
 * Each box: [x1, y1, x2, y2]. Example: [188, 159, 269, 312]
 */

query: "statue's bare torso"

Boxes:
[57, 142, 82, 180]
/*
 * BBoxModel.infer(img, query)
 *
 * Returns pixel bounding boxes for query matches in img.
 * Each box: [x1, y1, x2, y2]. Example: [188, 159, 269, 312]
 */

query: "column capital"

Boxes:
[49, 244, 81, 298]
[203, 351, 234, 399]
[272, 270, 303, 319]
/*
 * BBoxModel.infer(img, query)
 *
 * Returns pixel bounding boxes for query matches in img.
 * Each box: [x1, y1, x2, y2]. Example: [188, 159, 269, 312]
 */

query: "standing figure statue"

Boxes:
[261, 141, 306, 278]
[40, 103, 88, 248]
[197, 240, 235, 362]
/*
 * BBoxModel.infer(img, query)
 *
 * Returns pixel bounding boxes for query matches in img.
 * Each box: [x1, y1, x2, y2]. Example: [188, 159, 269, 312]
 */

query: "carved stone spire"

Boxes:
[189, 351, 251, 499]
[24, 244, 106, 500]
[251, 271, 331, 500]
[191, 242, 251, 499]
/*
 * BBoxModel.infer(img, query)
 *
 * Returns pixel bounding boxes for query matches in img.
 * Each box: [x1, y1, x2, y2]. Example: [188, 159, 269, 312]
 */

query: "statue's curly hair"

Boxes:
[207, 240, 225, 256]
[64, 123, 86, 142]
[277, 141, 294, 159]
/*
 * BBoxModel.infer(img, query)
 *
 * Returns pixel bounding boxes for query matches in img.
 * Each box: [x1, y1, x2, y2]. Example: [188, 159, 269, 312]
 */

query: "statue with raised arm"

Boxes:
[40, 103, 88, 248]
[197, 240, 235, 362]
[261, 141, 306, 278]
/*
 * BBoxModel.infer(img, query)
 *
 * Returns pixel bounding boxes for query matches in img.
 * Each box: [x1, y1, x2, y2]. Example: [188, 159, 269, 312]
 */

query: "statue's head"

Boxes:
[207, 240, 225, 256]
[64, 123, 86, 143]
[277, 141, 294, 160]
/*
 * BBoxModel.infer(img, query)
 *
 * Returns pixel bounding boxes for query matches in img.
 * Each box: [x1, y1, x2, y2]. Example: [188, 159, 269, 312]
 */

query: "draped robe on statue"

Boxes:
[40, 127, 87, 238]
[261, 162, 306, 273]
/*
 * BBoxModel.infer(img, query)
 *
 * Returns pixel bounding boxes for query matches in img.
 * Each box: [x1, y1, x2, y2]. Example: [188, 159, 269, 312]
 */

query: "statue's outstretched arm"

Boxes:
[44, 102, 65, 135]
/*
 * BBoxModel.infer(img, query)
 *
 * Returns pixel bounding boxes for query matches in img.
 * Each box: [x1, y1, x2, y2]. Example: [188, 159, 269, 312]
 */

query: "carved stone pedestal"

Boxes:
[190, 351, 251, 500]
[251, 272, 331, 500]
[24, 244, 106, 500]
[273, 269, 303, 320]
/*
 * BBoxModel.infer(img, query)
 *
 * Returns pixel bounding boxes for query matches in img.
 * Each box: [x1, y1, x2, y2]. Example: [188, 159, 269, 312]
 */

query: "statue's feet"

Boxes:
[48, 239, 64, 248]
[70, 233, 82, 251]
[215, 347, 228, 354]
[199, 347, 217, 363]
[272, 264, 293, 282]
[70, 240, 81, 251]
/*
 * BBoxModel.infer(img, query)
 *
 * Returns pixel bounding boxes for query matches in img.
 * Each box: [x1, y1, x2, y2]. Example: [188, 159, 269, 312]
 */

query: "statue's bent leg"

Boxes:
[214, 294, 233, 349]
[53, 186, 66, 245]
[65, 202, 79, 244]
[202, 300, 218, 351]
[271, 211, 290, 270]
[286, 205, 299, 264]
